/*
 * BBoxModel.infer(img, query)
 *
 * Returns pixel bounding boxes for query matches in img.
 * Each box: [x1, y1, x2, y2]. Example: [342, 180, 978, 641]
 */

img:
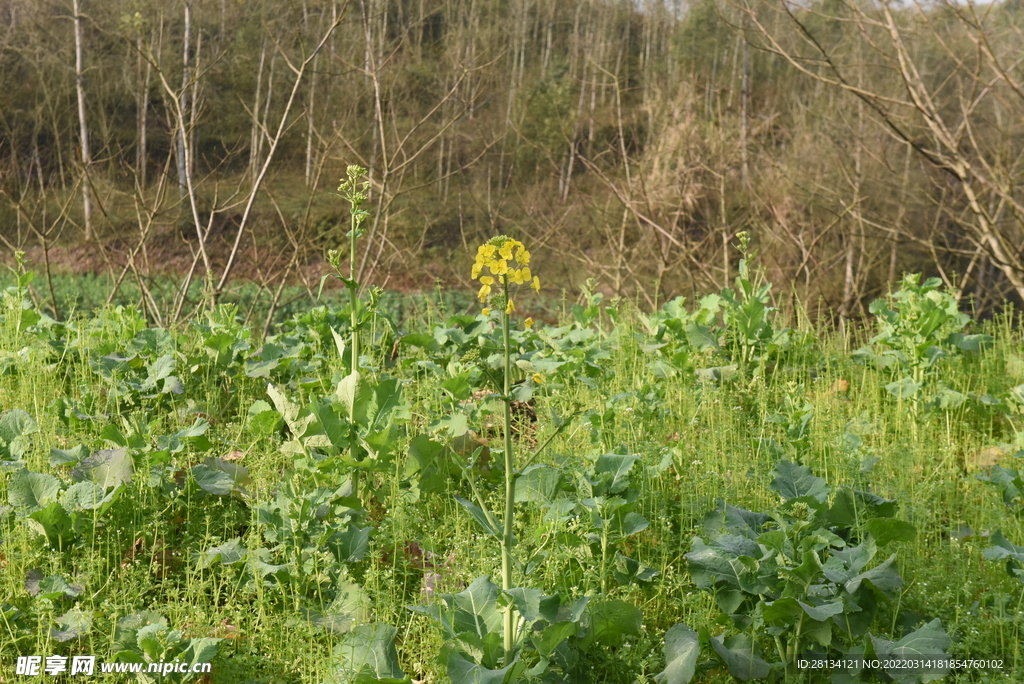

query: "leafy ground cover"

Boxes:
[2, 235, 1024, 682]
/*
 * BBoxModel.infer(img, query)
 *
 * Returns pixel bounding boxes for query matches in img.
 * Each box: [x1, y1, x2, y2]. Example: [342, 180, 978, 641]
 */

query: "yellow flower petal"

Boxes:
[482, 307, 491, 315]
[480, 276, 494, 285]
[532, 373, 544, 384]
[490, 260, 508, 276]
[524, 317, 534, 329]
[499, 242, 514, 260]
[531, 276, 541, 291]
[505, 299, 515, 314]
[517, 249, 530, 266]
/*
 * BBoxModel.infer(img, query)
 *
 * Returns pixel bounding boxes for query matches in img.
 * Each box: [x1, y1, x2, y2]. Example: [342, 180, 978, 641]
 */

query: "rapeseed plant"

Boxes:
[471, 235, 540, 663]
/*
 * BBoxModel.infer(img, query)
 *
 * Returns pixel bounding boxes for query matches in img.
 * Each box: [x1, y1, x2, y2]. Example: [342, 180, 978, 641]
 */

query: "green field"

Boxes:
[2, 244, 1023, 683]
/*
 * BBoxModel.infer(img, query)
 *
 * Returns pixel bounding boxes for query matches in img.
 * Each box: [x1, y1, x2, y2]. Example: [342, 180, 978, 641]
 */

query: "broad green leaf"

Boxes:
[515, 465, 564, 504]
[28, 502, 75, 549]
[865, 518, 916, 546]
[613, 552, 659, 585]
[191, 464, 235, 496]
[331, 623, 407, 683]
[0, 409, 38, 461]
[532, 621, 578, 658]
[195, 538, 247, 569]
[301, 579, 370, 634]
[582, 599, 642, 648]
[593, 453, 641, 495]
[446, 649, 516, 684]
[52, 606, 93, 642]
[309, 398, 349, 451]
[70, 449, 133, 489]
[25, 570, 80, 599]
[442, 374, 473, 401]
[770, 461, 829, 503]
[702, 501, 770, 540]
[454, 496, 502, 539]
[7, 470, 60, 511]
[181, 638, 222, 670]
[983, 530, 1024, 581]
[336, 371, 362, 421]
[845, 553, 902, 595]
[192, 457, 250, 496]
[60, 481, 118, 511]
[870, 619, 950, 684]
[49, 444, 89, 468]
[886, 377, 921, 399]
[448, 576, 503, 639]
[654, 623, 699, 684]
[328, 524, 372, 563]
[710, 633, 770, 681]
[619, 512, 649, 537]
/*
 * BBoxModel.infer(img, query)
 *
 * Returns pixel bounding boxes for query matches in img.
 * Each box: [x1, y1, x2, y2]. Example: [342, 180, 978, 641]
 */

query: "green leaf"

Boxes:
[532, 621, 578, 658]
[654, 623, 699, 684]
[886, 377, 921, 399]
[504, 587, 561, 624]
[619, 512, 649, 537]
[181, 637, 222, 670]
[870, 619, 950, 684]
[515, 465, 564, 504]
[328, 524, 372, 563]
[191, 464, 235, 496]
[192, 457, 250, 496]
[49, 444, 89, 468]
[582, 599, 642, 648]
[70, 449, 133, 489]
[28, 502, 75, 549]
[0, 409, 38, 461]
[410, 576, 503, 642]
[400, 333, 439, 352]
[684, 322, 718, 351]
[301, 579, 370, 634]
[445, 649, 516, 684]
[454, 496, 502, 539]
[195, 538, 247, 569]
[7, 470, 61, 511]
[710, 633, 770, 681]
[613, 552, 659, 585]
[25, 570, 80, 599]
[442, 374, 473, 401]
[864, 518, 917, 546]
[331, 623, 407, 683]
[983, 530, 1024, 581]
[52, 606, 93, 642]
[60, 481, 119, 511]
[593, 453, 641, 495]
[770, 461, 830, 503]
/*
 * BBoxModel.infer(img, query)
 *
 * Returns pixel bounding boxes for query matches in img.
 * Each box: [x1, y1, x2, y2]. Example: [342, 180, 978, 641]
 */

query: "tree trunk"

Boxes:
[72, 0, 93, 239]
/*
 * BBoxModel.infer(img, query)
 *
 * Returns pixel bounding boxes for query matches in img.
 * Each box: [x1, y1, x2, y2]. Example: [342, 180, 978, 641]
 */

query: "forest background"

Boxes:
[1, 0, 1023, 326]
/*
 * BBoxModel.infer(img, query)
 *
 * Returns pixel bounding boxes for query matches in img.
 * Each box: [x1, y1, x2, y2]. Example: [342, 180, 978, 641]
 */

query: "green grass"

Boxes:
[1, 276, 1023, 684]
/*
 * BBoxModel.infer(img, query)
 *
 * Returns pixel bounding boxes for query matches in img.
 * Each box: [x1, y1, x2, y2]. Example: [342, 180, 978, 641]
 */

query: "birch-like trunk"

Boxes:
[72, 0, 93, 239]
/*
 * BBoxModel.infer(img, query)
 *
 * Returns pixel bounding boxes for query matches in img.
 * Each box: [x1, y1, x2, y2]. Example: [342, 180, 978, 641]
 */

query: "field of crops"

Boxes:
[3, 189, 1024, 684]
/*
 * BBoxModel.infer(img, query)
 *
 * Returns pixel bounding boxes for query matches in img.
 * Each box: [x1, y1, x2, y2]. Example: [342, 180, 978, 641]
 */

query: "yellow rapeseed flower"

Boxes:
[524, 317, 534, 329]
[471, 236, 538, 312]
[482, 307, 491, 315]
[532, 373, 544, 384]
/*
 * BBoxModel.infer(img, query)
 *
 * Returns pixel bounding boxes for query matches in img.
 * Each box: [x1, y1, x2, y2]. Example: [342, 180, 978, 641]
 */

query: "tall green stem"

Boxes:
[349, 184, 361, 502]
[501, 276, 516, 664]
